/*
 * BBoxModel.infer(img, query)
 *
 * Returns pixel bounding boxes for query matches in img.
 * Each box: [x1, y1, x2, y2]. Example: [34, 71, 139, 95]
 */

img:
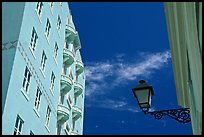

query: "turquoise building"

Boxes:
[2, 2, 85, 135]
[164, 2, 202, 135]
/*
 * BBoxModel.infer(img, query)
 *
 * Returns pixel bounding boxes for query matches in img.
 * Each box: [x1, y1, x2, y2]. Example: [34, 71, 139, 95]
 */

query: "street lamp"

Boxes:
[132, 80, 191, 124]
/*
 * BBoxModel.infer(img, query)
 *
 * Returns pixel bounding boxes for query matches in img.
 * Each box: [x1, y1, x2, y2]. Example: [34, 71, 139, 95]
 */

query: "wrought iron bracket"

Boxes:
[145, 108, 191, 123]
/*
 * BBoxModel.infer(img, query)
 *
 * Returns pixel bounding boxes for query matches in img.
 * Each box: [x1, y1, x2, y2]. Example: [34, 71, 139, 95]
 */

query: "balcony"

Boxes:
[75, 59, 84, 75]
[57, 104, 70, 124]
[73, 33, 81, 50]
[74, 82, 83, 97]
[65, 26, 77, 44]
[60, 74, 73, 95]
[70, 131, 80, 135]
[72, 105, 82, 121]
[63, 48, 74, 67]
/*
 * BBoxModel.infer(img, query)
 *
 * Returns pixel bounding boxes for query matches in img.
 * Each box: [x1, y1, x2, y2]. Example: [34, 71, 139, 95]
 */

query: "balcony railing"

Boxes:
[57, 104, 70, 124]
[65, 25, 77, 44]
[63, 48, 74, 67]
[70, 131, 80, 135]
[72, 105, 82, 121]
[75, 59, 84, 75]
[74, 81, 83, 97]
[73, 33, 81, 50]
[60, 74, 73, 95]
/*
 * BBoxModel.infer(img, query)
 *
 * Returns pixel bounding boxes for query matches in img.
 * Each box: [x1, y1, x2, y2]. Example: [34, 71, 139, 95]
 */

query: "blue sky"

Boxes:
[69, 2, 192, 135]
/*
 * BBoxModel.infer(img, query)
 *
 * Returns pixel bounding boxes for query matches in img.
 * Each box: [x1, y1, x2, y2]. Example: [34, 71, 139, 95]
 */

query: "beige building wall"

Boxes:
[164, 2, 202, 135]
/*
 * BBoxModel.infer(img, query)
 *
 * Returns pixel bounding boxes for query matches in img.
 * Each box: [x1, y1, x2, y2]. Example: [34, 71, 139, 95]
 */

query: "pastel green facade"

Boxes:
[2, 2, 85, 135]
[164, 2, 202, 135]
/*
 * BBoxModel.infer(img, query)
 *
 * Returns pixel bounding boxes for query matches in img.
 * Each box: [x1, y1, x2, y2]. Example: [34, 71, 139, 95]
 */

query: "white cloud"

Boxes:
[86, 98, 140, 113]
[84, 50, 171, 97]
[84, 50, 171, 112]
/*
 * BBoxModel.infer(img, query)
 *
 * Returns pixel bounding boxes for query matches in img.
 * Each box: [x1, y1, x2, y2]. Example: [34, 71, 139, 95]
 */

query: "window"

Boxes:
[62, 65, 66, 75]
[50, 2, 54, 14]
[65, 122, 70, 135]
[69, 68, 74, 80]
[68, 95, 72, 105]
[45, 19, 51, 38]
[76, 74, 79, 81]
[64, 41, 67, 48]
[36, 2, 43, 17]
[72, 121, 75, 131]
[57, 15, 61, 31]
[54, 42, 59, 60]
[40, 51, 47, 72]
[57, 124, 61, 135]
[50, 72, 55, 92]
[30, 27, 38, 52]
[50, 2, 54, 8]
[59, 93, 64, 105]
[45, 106, 51, 126]
[22, 66, 31, 93]
[34, 87, 42, 111]
[74, 96, 77, 105]
[14, 115, 24, 135]
[30, 130, 34, 135]
[60, 2, 63, 7]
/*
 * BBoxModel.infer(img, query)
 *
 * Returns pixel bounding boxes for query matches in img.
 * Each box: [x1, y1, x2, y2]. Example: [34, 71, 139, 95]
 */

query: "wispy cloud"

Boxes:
[86, 98, 139, 113]
[85, 50, 171, 97]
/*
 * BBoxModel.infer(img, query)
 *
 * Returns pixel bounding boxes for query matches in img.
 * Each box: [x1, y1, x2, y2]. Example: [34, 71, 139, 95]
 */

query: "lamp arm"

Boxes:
[146, 108, 191, 123]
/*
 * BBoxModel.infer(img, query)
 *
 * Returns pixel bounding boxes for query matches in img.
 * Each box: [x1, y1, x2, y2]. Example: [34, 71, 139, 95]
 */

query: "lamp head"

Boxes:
[132, 80, 154, 113]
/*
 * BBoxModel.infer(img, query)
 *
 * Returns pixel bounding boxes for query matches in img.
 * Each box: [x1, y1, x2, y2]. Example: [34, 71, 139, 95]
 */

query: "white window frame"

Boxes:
[72, 120, 75, 131]
[36, 2, 43, 18]
[34, 87, 42, 111]
[54, 42, 59, 60]
[64, 41, 67, 48]
[69, 68, 74, 81]
[65, 121, 70, 135]
[40, 51, 47, 73]
[50, 72, 55, 94]
[45, 106, 51, 126]
[30, 27, 38, 53]
[49, 2, 54, 14]
[14, 115, 24, 135]
[30, 130, 34, 135]
[22, 66, 31, 93]
[62, 65, 66, 75]
[60, 2, 63, 7]
[45, 18, 51, 39]
[68, 94, 72, 108]
[59, 93, 64, 105]
[57, 15, 61, 32]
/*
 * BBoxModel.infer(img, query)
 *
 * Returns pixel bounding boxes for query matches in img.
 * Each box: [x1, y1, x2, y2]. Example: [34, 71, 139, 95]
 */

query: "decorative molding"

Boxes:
[18, 41, 57, 118]
[2, 40, 18, 51]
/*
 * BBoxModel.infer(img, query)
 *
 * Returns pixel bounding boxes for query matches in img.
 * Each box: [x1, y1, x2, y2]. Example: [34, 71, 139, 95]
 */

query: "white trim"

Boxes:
[35, 9, 42, 24]
[21, 88, 29, 101]
[49, 2, 54, 15]
[45, 33, 50, 46]
[56, 16, 61, 37]
[29, 46, 36, 59]
[33, 107, 40, 118]
[45, 125, 50, 133]
[64, 128, 69, 135]
[49, 88, 54, 97]
[53, 56, 58, 66]
[57, 28, 61, 38]
[39, 67, 45, 78]
[18, 42, 58, 118]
